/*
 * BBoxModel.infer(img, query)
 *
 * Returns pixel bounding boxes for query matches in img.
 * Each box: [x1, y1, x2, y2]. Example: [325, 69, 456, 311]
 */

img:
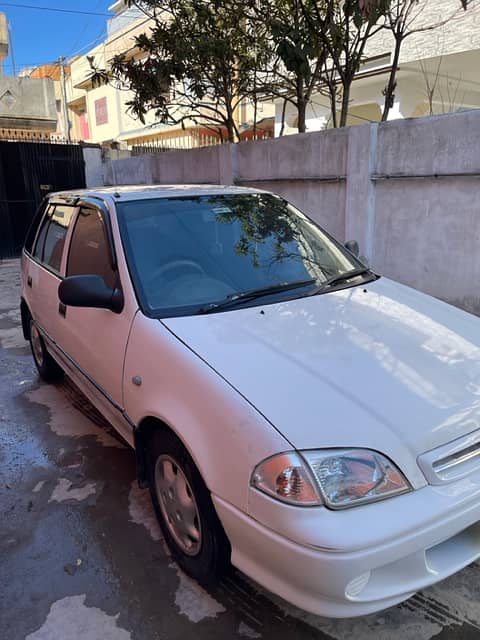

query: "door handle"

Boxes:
[58, 302, 66, 317]
[27, 276, 32, 288]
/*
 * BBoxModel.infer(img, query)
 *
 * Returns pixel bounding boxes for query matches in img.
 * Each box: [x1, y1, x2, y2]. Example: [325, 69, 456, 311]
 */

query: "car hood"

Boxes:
[162, 278, 480, 480]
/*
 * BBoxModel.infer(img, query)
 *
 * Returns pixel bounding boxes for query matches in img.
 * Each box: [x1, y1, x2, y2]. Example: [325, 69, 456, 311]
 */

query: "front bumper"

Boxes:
[213, 477, 480, 618]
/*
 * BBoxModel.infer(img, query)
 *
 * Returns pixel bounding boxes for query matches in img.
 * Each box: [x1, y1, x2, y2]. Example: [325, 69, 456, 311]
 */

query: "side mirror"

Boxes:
[345, 240, 360, 257]
[58, 275, 124, 314]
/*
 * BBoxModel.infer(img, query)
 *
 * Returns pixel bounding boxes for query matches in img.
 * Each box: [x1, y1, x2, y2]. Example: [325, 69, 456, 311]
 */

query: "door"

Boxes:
[25, 201, 77, 341]
[54, 201, 138, 440]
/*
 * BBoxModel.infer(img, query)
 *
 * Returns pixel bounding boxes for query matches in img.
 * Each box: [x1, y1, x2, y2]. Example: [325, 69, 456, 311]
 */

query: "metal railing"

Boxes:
[130, 128, 274, 155]
[131, 133, 224, 155]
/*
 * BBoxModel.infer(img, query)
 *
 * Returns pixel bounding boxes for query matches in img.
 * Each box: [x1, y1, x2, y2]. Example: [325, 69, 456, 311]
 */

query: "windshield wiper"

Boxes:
[199, 278, 316, 314]
[312, 267, 373, 293]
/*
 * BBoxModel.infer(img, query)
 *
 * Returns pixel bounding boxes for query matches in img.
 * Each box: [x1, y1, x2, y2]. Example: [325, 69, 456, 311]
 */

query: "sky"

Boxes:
[0, 1, 112, 74]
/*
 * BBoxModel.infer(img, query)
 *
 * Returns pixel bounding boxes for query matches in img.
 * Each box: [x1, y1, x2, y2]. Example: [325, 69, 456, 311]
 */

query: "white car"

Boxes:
[21, 185, 480, 618]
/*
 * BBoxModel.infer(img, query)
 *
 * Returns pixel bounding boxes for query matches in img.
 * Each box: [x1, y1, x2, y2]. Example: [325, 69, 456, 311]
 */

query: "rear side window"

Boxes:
[42, 205, 75, 273]
[33, 205, 54, 262]
[67, 206, 116, 288]
[24, 201, 48, 254]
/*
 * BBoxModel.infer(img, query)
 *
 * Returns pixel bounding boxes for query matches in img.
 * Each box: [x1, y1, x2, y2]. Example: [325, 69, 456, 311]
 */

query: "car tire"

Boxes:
[147, 429, 231, 585]
[29, 320, 63, 382]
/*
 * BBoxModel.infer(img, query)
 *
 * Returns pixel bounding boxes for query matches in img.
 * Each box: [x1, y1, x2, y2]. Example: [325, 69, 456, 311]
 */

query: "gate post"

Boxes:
[83, 145, 104, 187]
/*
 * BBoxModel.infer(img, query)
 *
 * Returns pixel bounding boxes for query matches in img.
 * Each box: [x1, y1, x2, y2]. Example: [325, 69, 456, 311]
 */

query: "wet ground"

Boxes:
[1, 258, 480, 640]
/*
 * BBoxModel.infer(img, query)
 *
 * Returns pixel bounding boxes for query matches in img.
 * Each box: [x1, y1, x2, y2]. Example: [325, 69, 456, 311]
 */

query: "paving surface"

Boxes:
[1, 258, 480, 640]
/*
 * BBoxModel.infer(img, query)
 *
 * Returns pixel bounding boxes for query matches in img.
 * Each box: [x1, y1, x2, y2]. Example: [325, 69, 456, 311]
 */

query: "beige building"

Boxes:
[276, 0, 480, 134]
[67, 1, 155, 146]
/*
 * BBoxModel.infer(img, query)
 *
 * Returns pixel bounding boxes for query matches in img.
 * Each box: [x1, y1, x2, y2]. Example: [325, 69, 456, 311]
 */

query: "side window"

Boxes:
[24, 201, 48, 254]
[33, 205, 54, 261]
[42, 205, 76, 273]
[67, 207, 117, 289]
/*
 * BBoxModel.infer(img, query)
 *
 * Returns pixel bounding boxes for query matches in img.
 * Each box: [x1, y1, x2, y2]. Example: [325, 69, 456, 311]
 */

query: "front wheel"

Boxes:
[147, 429, 230, 584]
[29, 320, 63, 382]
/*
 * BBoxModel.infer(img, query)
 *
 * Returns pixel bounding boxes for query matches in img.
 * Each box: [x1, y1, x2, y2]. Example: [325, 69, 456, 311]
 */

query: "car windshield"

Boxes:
[116, 193, 367, 317]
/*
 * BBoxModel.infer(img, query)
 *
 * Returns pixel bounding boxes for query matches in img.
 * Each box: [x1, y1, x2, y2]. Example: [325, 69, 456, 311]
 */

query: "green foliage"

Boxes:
[109, 0, 268, 141]
[251, 0, 329, 132]
[214, 194, 297, 265]
[267, 0, 319, 80]
[210, 193, 336, 275]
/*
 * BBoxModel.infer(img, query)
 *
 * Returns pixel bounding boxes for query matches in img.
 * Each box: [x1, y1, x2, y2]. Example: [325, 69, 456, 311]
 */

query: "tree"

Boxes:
[297, 0, 470, 127]
[381, 0, 423, 121]
[102, 0, 269, 143]
[298, 0, 392, 127]
[91, 0, 393, 136]
[88, 0, 472, 140]
[252, 0, 393, 131]
[380, 0, 473, 121]
[252, 0, 327, 134]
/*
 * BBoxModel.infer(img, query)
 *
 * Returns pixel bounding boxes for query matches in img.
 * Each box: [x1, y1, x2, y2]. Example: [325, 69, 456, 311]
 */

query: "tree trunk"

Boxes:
[225, 95, 237, 143]
[339, 80, 351, 127]
[226, 119, 236, 143]
[381, 35, 402, 121]
[279, 98, 287, 136]
[297, 99, 307, 133]
[296, 76, 307, 133]
[326, 79, 338, 128]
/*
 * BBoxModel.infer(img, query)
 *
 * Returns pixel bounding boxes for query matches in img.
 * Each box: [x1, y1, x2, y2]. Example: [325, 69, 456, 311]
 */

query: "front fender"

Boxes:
[124, 313, 289, 511]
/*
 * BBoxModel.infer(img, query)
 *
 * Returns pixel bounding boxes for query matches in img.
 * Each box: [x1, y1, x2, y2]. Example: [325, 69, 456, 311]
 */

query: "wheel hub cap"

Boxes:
[154, 455, 202, 556]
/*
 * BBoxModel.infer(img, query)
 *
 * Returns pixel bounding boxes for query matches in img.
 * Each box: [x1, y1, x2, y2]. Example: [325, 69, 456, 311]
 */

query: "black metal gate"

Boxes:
[0, 140, 86, 259]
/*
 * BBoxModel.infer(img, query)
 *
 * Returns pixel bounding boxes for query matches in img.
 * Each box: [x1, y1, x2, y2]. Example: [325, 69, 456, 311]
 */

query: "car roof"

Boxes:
[49, 184, 267, 202]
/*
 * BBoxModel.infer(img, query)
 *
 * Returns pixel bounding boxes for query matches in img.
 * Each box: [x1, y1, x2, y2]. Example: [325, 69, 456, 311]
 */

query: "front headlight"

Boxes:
[251, 449, 411, 509]
[302, 449, 411, 509]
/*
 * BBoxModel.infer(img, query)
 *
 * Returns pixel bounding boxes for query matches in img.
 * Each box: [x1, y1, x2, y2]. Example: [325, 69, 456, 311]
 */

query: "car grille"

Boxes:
[417, 429, 480, 485]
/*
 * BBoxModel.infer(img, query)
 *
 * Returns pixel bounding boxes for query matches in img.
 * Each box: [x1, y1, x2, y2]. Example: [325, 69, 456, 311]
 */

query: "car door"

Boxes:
[54, 198, 138, 442]
[24, 200, 77, 342]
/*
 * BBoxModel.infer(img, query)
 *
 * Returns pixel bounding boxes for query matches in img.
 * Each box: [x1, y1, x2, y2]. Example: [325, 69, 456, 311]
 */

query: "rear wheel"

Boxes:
[30, 320, 63, 382]
[147, 429, 230, 584]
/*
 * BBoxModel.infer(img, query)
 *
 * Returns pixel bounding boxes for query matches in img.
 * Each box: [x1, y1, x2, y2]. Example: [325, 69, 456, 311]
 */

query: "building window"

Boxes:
[95, 97, 108, 125]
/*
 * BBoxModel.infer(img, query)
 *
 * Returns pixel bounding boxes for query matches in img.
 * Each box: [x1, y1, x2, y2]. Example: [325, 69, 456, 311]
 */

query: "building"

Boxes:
[28, 62, 72, 139]
[275, 0, 480, 134]
[0, 13, 57, 138]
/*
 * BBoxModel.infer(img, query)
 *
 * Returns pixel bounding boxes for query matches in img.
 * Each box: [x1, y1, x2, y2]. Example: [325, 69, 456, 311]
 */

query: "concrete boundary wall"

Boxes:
[82, 146, 103, 189]
[100, 110, 480, 314]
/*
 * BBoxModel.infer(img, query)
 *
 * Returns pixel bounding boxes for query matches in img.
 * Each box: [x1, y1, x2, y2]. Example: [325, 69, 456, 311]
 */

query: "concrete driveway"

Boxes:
[1, 258, 480, 640]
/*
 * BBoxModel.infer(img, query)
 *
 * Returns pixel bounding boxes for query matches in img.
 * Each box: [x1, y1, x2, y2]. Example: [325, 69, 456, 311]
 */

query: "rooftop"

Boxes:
[51, 184, 266, 202]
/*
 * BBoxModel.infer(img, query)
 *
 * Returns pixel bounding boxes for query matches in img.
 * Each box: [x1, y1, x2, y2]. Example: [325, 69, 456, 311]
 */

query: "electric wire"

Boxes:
[0, 2, 111, 16]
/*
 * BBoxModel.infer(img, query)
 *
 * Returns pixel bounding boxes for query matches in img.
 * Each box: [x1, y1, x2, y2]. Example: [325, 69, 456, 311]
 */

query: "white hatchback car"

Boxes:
[21, 185, 480, 618]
